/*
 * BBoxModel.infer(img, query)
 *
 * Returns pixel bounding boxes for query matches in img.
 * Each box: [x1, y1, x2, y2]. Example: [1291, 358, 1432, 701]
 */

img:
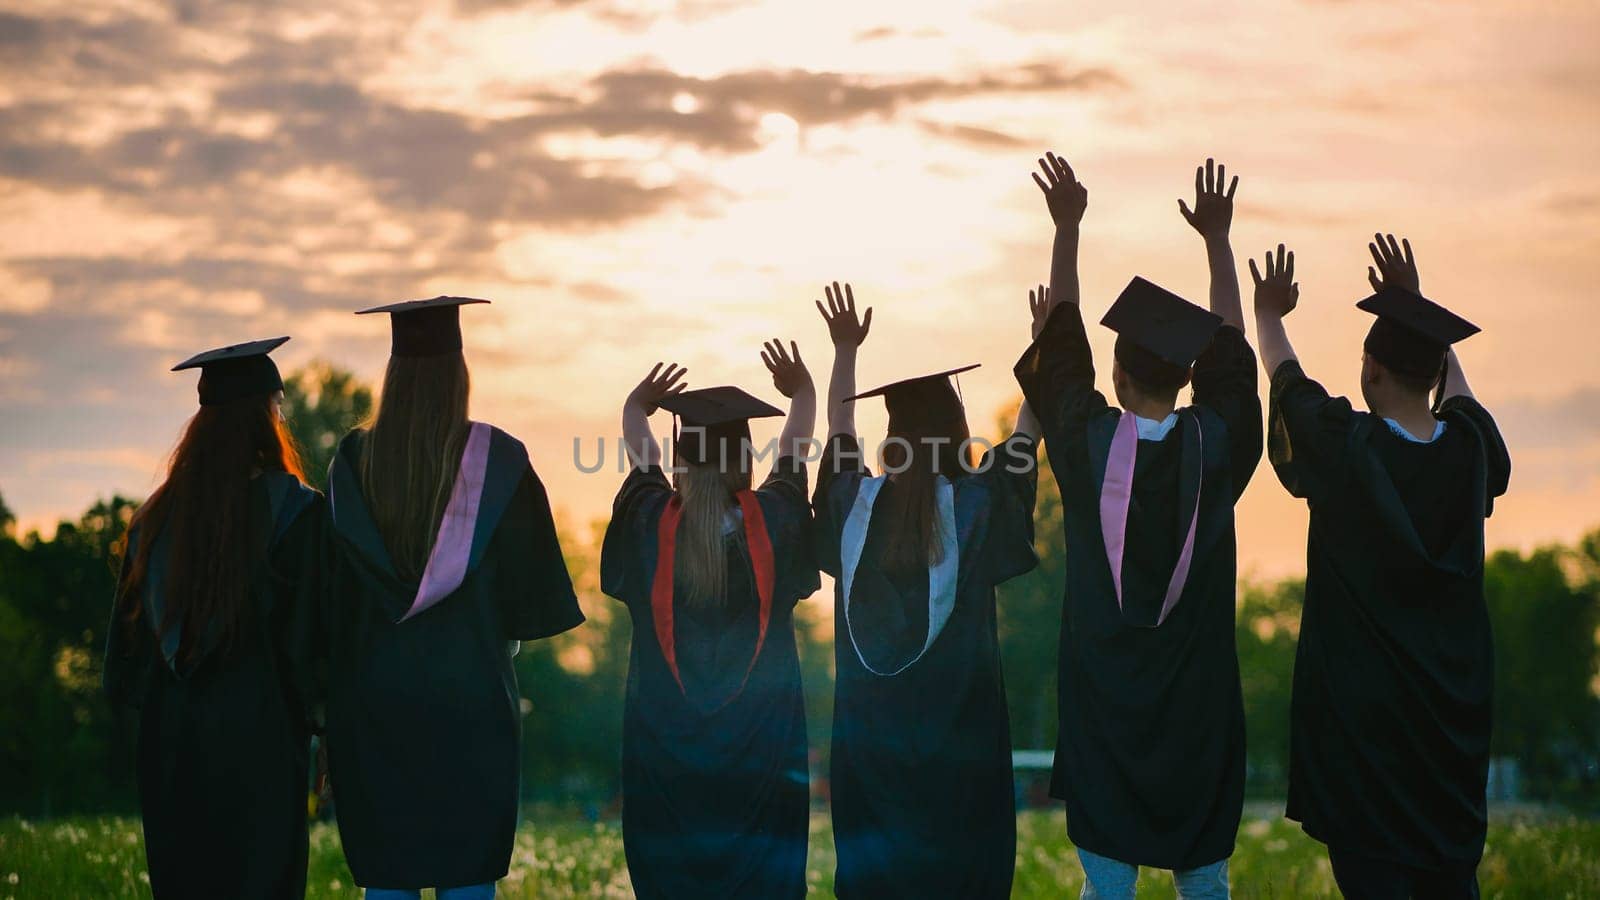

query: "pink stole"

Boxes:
[398, 422, 492, 622]
[1099, 412, 1202, 628]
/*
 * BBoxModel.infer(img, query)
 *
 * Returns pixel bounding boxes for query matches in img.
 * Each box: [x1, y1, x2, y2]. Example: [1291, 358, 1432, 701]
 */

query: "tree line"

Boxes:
[1, 363, 1595, 816]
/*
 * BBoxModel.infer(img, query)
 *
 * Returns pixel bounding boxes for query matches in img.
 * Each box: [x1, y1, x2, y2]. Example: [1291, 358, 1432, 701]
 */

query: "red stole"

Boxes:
[650, 491, 775, 707]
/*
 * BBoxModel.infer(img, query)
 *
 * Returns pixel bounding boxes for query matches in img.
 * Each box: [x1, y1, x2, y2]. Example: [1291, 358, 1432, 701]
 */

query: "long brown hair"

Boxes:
[359, 352, 471, 581]
[673, 452, 753, 609]
[879, 389, 972, 577]
[115, 394, 306, 663]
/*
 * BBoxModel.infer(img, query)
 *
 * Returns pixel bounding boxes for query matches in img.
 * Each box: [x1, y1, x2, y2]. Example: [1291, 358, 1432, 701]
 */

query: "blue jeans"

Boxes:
[1078, 847, 1230, 900]
[365, 885, 495, 900]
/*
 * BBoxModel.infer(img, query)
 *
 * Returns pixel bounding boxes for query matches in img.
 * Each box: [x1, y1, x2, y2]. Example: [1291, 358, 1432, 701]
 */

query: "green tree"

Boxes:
[1235, 578, 1303, 794]
[1485, 542, 1600, 800]
[0, 495, 140, 815]
[282, 361, 374, 489]
[995, 436, 1064, 752]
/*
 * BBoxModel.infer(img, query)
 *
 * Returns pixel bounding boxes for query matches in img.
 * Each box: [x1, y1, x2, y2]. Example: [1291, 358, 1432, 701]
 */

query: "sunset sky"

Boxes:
[2, 0, 1597, 578]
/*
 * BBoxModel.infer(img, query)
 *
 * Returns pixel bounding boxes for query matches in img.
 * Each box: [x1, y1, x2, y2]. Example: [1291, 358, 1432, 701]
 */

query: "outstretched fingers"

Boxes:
[1370, 233, 1392, 270]
[1047, 151, 1074, 184]
[659, 363, 687, 390]
[1036, 156, 1059, 189]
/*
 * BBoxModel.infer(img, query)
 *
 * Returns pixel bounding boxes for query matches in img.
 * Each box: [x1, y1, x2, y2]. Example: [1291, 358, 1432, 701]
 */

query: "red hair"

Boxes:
[114, 394, 306, 664]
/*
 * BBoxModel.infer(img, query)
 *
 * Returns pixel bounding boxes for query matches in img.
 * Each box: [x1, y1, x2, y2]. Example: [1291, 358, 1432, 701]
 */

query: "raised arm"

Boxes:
[816, 281, 871, 439]
[1250, 244, 1301, 377]
[1366, 232, 1473, 403]
[622, 362, 687, 469]
[1179, 157, 1245, 332]
[1032, 151, 1088, 308]
[1009, 285, 1054, 440]
[761, 338, 817, 457]
[1439, 348, 1474, 402]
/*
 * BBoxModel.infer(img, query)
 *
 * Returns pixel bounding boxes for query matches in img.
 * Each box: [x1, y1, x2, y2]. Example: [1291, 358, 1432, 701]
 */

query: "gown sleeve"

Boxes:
[811, 432, 870, 579]
[1013, 301, 1111, 474]
[1191, 325, 1264, 501]
[495, 466, 585, 641]
[599, 465, 673, 605]
[1267, 359, 1359, 504]
[273, 492, 330, 733]
[756, 455, 822, 605]
[973, 433, 1040, 586]
[1439, 395, 1513, 516]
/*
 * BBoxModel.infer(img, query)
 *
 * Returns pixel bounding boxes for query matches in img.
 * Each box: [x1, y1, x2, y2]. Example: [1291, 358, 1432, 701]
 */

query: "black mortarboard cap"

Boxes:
[356, 296, 490, 357]
[844, 364, 978, 434]
[171, 336, 289, 406]
[1100, 275, 1222, 376]
[656, 386, 784, 466]
[1358, 286, 1480, 380]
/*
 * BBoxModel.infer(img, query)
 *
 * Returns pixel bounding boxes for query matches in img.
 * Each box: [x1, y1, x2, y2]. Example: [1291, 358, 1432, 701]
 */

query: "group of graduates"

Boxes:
[104, 150, 1511, 900]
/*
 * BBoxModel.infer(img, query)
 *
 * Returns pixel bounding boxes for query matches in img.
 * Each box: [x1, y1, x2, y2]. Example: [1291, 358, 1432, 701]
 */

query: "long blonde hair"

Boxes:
[359, 352, 470, 581]
[673, 457, 753, 609]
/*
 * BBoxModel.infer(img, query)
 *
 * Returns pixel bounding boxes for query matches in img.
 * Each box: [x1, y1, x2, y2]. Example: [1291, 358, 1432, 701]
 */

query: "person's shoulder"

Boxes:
[478, 422, 529, 459]
[1268, 358, 1311, 391]
[335, 427, 367, 461]
[263, 470, 321, 500]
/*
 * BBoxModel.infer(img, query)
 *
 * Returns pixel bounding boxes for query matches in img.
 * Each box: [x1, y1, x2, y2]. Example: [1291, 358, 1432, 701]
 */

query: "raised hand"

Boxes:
[1178, 157, 1238, 240]
[628, 362, 687, 414]
[761, 339, 811, 399]
[1032, 151, 1087, 228]
[1367, 233, 1419, 294]
[816, 282, 872, 348]
[1028, 284, 1053, 339]
[1249, 244, 1299, 319]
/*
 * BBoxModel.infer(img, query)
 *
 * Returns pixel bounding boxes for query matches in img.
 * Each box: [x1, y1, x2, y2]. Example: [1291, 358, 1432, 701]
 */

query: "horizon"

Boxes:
[3, 0, 1598, 579]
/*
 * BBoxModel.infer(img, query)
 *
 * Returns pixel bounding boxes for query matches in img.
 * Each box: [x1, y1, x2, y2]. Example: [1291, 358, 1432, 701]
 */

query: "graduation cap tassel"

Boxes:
[670, 413, 680, 473]
[1432, 356, 1449, 415]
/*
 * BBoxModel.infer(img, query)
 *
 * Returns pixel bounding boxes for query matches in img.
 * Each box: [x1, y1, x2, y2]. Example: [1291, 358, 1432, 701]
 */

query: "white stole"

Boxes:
[839, 475, 959, 676]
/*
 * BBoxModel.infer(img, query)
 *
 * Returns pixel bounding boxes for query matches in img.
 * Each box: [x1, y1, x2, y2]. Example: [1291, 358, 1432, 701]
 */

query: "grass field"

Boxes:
[2, 809, 1598, 898]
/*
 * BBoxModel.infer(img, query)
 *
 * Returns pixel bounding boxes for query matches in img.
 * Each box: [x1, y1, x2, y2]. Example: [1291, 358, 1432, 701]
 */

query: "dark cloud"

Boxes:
[854, 26, 943, 42]
[0, 11, 216, 87]
[0, 6, 1122, 444]
[1490, 386, 1600, 451]
[500, 63, 1120, 150]
[452, 0, 742, 29]
[916, 119, 1030, 148]
[1546, 191, 1600, 216]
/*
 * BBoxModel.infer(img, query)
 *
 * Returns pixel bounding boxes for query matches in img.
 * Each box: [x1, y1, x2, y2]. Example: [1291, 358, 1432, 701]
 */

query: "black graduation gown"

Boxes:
[322, 426, 584, 890]
[813, 432, 1039, 900]
[103, 471, 323, 900]
[1013, 301, 1262, 871]
[1268, 361, 1512, 868]
[599, 457, 820, 900]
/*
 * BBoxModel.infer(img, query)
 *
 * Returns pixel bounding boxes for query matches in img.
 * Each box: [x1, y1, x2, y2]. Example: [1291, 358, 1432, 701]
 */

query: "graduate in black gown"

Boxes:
[320, 297, 584, 898]
[600, 343, 821, 900]
[1252, 235, 1511, 899]
[812, 283, 1040, 900]
[1013, 155, 1262, 898]
[104, 337, 323, 900]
